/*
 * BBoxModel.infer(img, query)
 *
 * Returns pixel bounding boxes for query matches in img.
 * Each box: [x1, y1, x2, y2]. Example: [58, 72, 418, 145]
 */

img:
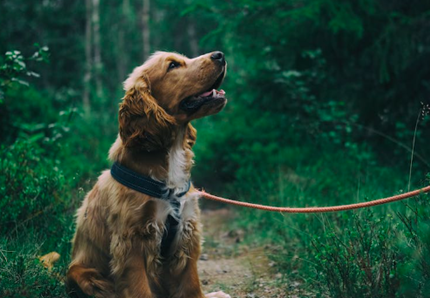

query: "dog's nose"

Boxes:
[211, 51, 225, 65]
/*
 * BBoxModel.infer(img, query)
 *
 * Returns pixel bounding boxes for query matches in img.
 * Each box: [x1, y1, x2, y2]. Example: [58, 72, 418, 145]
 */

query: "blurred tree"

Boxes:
[118, 0, 131, 82]
[92, 0, 103, 100]
[142, 0, 151, 60]
[83, 0, 93, 109]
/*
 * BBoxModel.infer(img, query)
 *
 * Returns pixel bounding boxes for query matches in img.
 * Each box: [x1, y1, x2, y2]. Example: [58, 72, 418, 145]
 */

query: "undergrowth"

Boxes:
[0, 48, 114, 297]
[227, 145, 430, 297]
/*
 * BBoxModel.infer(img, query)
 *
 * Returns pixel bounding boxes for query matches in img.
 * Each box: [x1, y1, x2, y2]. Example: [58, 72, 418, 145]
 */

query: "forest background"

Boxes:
[1, 0, 430, 297]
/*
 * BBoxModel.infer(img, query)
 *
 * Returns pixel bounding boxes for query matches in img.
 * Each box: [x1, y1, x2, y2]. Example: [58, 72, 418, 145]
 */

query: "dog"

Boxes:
[66, 51, 230, 298]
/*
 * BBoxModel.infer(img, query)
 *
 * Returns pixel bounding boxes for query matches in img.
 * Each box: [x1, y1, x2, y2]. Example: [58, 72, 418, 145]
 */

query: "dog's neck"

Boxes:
[108, 125, 194, 190]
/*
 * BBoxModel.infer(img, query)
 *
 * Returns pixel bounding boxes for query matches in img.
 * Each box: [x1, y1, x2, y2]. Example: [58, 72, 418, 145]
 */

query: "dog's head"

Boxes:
[119, 51, 227, 151]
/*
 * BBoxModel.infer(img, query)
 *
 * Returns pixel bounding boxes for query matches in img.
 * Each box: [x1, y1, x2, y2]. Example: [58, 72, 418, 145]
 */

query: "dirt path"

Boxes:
[198, 209, 291, 298]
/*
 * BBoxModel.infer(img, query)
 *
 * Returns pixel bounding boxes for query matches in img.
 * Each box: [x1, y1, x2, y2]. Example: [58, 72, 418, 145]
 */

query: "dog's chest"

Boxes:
[154, 194, 200, 255]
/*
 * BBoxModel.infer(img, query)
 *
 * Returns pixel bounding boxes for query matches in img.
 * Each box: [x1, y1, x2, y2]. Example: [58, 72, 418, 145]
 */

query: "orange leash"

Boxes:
[197, 185, 430, 213]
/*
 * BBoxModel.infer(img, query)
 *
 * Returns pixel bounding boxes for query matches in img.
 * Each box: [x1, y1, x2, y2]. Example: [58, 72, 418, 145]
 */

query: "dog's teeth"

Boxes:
[212, 89, 216, 97]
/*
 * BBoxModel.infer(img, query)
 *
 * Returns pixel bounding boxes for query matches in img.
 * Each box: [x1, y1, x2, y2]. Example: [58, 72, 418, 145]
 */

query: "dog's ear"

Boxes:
[119, 76, 175, 151]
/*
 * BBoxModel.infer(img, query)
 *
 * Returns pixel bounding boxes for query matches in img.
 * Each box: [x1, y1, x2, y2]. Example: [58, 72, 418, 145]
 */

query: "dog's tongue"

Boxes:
[199, 89, 226, 97]
[200, 90, 213, 97]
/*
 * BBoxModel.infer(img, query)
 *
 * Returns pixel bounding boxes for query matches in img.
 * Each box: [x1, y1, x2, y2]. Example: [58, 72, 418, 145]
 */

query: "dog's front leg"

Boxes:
[167, 255, 205, 298]
[166, 216, 231, 298]
[165, 216, 213, 298]
[168, 259, 231, 298]
[110, 234, 156, 298]
[112, 251, 154, 298]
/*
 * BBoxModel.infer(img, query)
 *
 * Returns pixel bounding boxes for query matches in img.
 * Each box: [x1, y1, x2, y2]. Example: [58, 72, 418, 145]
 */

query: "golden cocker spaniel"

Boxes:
[66, 51, 230, 298]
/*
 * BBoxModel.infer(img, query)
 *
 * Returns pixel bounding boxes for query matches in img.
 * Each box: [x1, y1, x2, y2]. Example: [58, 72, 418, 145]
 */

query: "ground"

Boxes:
[198, 209, 293, 298]
[39, 209, 298, 297]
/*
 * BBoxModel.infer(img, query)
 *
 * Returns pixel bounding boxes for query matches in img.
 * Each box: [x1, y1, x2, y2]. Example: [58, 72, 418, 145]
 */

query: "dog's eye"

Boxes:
[168, 61, 180, 71]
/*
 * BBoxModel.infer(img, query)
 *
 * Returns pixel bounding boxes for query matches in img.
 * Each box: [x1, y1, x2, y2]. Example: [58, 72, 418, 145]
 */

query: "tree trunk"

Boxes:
[92, 0, 103, 99]
[83, 0, 92, 109]
[187, 20, 199, 57]
[142, 0, 150, 61]
[117, 0, 130, 82]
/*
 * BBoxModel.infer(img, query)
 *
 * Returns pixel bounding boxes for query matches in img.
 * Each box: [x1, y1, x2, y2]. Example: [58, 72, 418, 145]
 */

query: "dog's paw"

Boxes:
[205, 291, 231, 298]
[80, 272, 116, 298]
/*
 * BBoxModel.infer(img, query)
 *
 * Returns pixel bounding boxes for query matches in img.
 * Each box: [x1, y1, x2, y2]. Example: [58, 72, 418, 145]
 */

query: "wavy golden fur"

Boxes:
[66, 51, 230, 298]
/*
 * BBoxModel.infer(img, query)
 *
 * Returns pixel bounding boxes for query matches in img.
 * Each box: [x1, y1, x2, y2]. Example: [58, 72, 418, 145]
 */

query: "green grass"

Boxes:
[0, 230, 71, 297]
[228, 147, 430, 297]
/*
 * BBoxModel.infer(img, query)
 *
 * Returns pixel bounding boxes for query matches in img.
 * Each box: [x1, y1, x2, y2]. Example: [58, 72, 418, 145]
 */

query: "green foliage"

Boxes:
[0, 140, 66, 235]
[0, 45, 48, 103]
[190, 0, 430, 179]
[0, 44, 79, 296]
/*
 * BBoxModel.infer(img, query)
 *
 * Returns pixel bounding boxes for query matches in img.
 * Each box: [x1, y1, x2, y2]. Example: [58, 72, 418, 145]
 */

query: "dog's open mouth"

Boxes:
[179, 71, 226, 113]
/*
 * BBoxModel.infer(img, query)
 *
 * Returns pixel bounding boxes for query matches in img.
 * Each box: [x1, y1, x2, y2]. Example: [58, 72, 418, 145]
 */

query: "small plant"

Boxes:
[0, 44, 49, 103]
[395, 193, 430, 297]
[311, 210, 399, 298]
